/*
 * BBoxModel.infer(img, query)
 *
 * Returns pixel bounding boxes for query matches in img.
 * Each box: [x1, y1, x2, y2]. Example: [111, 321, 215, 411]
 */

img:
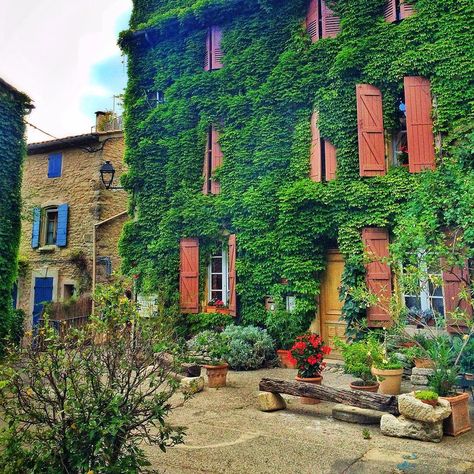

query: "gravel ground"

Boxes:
[145, 367, 474, 474]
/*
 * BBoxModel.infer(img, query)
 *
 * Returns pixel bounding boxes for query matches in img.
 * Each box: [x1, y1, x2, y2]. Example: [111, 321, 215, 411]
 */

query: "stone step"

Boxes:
[332, 404, 384, 425]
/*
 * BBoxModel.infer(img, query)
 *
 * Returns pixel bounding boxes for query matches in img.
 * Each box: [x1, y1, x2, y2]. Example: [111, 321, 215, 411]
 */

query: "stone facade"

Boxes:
[17, 127, 127, 329]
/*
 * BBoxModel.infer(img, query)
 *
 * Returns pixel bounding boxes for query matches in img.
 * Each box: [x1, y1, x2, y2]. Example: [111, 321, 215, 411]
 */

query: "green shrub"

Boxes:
[9, 309, 24, 345]
[187, 312, 233, 336]
[188, 330, 230, 365]
[415, 390, 438, 401]
[265, 309, 305, 350]
[223, 325, 276, 370]
[335, 337, 377, 384]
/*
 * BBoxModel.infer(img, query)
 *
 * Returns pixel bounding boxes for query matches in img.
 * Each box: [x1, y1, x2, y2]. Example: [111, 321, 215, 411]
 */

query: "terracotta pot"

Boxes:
[400, 342, 416, 348]
[441, 392, 471, 436]
[349, 381, 379, 393]
[371, 367, 403, 395]
[277, 349, 297, 369]
[419, 398, 438, 407]
[414, 358, 435, 369]
[295, 375, 322, 404]
[203, 363, 229, 388]
[206, 306, 218, 313]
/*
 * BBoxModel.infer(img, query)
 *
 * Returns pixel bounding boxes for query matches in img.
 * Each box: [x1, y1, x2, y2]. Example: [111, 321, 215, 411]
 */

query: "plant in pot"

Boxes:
[403, 344, 434, 369]
[414, 390, 439, 407]
[335, 337, 379, 392]
[266, 309, 302, 369]
[290, 333, 331, 404]
[188, 330, 230, 388]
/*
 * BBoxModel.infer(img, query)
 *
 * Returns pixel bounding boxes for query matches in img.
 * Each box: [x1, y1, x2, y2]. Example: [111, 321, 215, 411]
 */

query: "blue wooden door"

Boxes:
[33, 277, 54, 330]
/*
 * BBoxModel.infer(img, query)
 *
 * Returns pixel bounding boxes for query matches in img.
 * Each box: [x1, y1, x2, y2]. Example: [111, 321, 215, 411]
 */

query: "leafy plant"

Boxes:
[187, 312, 233, 336]
[452, 335, 474, 374]
[265, 309, 304, 350]
[362, 428, 372, 440]
[0, 282, 185, 473]
[222, 325, 276, 370]
[188, 330, 230, 365]
[426, 336, 459, 396]
[335, 337, 377, 384]
[415, 390, 438, 401]
[290, 333, 331, 378]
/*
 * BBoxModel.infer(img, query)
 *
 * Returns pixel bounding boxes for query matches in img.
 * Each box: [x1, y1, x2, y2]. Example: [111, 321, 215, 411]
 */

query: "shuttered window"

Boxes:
[443, 262, 473, 334]
[362, 228, 392, 327]
[384, 0, 415, 22]
[321, 0, 341, 38]
[203, 126, 223, 195]
[228, 234, 237, 317]
[31, 208, 41, 248]
[48, 153, 62, 178]
[204, 26, 223, 71]
[56, 204, 69, 247]
[179, 238, 200, 314]
[309, 112, 337, 182]
[306, 0, 319, 43]
[357, 84, 386, 177]
[400, 0, 415, 19]
[306, 0, 340, 41]
[383, 0, 397, 22]
[325, 141, 337, 181]
[404, 76, 436, 173]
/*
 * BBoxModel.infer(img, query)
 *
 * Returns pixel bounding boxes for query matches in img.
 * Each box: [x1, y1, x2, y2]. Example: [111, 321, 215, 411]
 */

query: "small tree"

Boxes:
[0, 280, 185, 473]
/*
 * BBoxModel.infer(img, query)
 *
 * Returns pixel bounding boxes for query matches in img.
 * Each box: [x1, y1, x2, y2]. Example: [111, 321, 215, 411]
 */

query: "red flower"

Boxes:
[293, 341, 307, 351]
[322, 345, 332, 355]
[307, 355, 318, 365]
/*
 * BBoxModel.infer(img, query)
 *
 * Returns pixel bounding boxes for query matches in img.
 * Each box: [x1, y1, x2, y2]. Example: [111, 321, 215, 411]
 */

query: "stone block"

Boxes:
[381, 414, 443, 443]
[398, 393, 451, 423]
[180, 376, 204, 395]
[412, 367, 435, 377]
[258, 392, 287, 412]
[411, 375, 429, 386]
[332, 404, 383, 425]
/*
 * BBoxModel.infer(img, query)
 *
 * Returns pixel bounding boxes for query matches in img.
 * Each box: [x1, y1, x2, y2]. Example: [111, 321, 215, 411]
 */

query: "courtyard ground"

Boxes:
[146, 367, 474, 474]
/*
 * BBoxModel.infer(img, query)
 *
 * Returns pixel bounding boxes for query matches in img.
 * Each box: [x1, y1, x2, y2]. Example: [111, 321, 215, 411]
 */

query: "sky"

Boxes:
[0, 0, 132, 143]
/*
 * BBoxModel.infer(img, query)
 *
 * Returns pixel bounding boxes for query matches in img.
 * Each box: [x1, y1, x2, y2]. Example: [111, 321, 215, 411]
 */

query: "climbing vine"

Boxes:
[0, 81, 30, 352]
[120, 0, 474, 335]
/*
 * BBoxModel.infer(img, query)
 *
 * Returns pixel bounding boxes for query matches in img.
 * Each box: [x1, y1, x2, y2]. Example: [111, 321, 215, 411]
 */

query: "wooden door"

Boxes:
[319, 250, 346, 358]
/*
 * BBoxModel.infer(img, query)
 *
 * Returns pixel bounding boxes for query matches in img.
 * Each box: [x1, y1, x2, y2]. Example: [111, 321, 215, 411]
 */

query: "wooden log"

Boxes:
[259, 378, 399, 415]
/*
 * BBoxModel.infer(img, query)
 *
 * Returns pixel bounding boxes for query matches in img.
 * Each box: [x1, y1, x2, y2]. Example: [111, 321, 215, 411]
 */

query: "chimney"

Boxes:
[95, 110, 112, 132]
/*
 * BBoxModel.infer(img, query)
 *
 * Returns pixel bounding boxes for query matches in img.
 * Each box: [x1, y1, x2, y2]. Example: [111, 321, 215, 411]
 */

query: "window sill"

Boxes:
[205, 306, 230, 315]
[38, 245, 58, 253]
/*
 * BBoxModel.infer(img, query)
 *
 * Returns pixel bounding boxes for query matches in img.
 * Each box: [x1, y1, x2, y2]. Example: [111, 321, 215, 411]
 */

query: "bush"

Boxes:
[265, 309, 304, 350]
[335, 338, 377, 384]
[187, 312, 233, 336]
[187, 330, 230, 365]
[0, 281, 185, 473]
[9, 309, 24, 345]
[223, 325, 276, 370]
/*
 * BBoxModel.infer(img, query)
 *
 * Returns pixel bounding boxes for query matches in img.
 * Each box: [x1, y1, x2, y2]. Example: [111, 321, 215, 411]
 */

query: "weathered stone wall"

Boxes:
[18, 132, 127, 325]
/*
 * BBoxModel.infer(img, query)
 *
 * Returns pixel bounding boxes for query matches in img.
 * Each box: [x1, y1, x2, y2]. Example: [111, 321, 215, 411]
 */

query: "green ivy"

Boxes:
[120, 0, 474, 335]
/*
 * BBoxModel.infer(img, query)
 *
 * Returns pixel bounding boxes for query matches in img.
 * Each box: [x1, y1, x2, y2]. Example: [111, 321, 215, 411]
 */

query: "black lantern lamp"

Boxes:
[100, 161, 123, 190]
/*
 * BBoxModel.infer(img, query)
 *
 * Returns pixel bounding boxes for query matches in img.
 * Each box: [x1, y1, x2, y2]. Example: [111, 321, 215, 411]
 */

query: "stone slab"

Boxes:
[332, 404, 383, 425]
[180, 376, 204, 395]
[398, 393, 451, 423]
[412, 367, 434, 376]
[258, 391, 287, 412]
[381, 414, 443, 443]
[411, 375, 429, 385]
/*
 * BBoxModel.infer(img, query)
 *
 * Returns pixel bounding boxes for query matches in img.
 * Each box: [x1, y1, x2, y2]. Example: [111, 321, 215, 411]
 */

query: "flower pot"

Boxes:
[295, 375, 322, 404]
[216, 308, 230, 314]
[206, 306, 218, 313]
[349, 381, 379, 393]
[464, 373, 474, 381]
[419, 398, 438, 407]
[277, 349, 297, 369]
[414, 358, 434, 369]
[441, 392, 471, 436]
[203, 363, 229, 388]
[371, 367, 403, 395]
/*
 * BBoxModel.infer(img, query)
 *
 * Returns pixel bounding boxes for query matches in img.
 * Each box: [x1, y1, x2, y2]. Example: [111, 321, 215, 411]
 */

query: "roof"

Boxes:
[0, 77, 32, 104]
[27, 133, 101, 155]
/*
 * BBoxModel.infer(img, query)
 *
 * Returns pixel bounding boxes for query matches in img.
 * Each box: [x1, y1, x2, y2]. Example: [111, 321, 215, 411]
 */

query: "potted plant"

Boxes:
[265, 310, 302, 369]
[188, 330, 230, 388]
[290, 333, 331, 404]
[335, 338, 379, 392]
[403, 345, 434, 369]
[371, 357, 404, 395]
[414, 390, 439, 407]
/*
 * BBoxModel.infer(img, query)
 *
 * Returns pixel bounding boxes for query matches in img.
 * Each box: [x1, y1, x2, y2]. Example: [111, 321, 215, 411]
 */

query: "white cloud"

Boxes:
[0, 0, 131, 143]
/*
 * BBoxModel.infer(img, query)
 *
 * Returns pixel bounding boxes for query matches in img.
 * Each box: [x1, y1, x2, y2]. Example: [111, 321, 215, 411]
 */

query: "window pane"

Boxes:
[428, 281, 443, 297]
[211, 257, 222, 273]
[211, 290, 223, 300]
[211, 274, 222, 290]
[431, 297, 444, 316]
[405, 296, 421, 312]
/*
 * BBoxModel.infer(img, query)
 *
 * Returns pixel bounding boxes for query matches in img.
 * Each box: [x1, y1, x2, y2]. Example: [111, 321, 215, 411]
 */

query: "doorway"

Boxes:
[33, 277, 54, 331]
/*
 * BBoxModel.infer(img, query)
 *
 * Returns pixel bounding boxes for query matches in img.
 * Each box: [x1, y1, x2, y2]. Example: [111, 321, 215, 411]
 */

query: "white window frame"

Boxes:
[208, 247, 229, 305]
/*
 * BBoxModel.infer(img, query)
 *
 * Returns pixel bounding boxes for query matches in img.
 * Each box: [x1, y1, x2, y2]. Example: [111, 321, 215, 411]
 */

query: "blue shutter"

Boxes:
[31, 207, 41, 248]
[56, 204, 69, 247]
[48, 153, 62, 178]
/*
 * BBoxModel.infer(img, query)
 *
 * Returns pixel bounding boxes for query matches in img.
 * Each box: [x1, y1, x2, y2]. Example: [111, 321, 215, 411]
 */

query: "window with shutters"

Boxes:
[44, 208, 58, 245]
[208, 247, 229, 305]
[306, 0, 340, 42]
[392, 95, 409, 167]
[203, 126, 222, 194]
[310, 113, 337, 182]
[32, 204, 69, 249]
[384, 0, 415, 23]
[204, 26, 223, 71]
[48, 153, 62, 178]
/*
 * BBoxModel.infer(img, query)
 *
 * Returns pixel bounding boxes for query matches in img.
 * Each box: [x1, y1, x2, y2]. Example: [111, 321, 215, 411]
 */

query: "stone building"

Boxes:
[16, 113, 127, 329]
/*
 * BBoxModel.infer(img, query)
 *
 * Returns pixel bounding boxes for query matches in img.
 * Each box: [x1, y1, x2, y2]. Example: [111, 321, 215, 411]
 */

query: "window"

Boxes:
[384, 0, 415, 23]
[286, 295, 296, 312]
[306, 0, 340, 42]
[48, 153, 62, 178]
[392, 96, 408, 167]
[44, 208, 58, 245]
[63, 284, 76, 300]
[310, 112, 337, 182]
[32, 204, 69, 249]
[202, 126, 223, 194]
[204, 26, 223, 71]
[208, 248, 228, 304]
[97, 256, 113, 277]
[146, 90, 165, 107]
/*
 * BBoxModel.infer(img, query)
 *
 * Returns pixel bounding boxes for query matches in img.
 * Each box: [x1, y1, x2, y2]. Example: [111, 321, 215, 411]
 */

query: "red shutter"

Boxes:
[228, 234, 237, 317]
[357, 84, 386, 177]
[325, 141, 337, 181]
[383, 0, 397, 23]
[204, 29, 211, 71]
[211, 26, 223, 70]
[210, 126, 222, 195]
[400, 0, 415, 19]
[310, 112, 322, 182]
[179, 238, 200, 314]
[404, 76, 435, 173]
[202, 132, 210, 195]
[321, 0, 341, 38]
[362, 228, 392, 327]
[443, 262, 472, 334]
[306, 0, 319, 43]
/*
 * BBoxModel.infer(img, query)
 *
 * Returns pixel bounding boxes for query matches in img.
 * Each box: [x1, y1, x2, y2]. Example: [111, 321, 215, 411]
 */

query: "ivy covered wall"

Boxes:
[120, 0, 474, 334]
[0, 80, 30, 348]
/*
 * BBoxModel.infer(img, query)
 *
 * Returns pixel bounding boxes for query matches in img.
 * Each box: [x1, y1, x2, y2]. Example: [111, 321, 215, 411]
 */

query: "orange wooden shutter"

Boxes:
[211, 26, 223, 70]
[310, 112, 322, 182]
[362, 228, 392, 327]
[204, 28, 211, 71]
[383, 0, 397, 22]
[325, 141, 337, 181]
[404, 76, 436, 173]
[357, 84, 386, 177]
[400, 0, 415, 19]
[179, 238, 200, 314]
[321, 0, 341, 38]
[210, 126, 222, 195]
[306, 0, 319, 43]
[443, 262, 473, 334]
[228, 234, 237, 317]
[202, 130, 210, 194]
